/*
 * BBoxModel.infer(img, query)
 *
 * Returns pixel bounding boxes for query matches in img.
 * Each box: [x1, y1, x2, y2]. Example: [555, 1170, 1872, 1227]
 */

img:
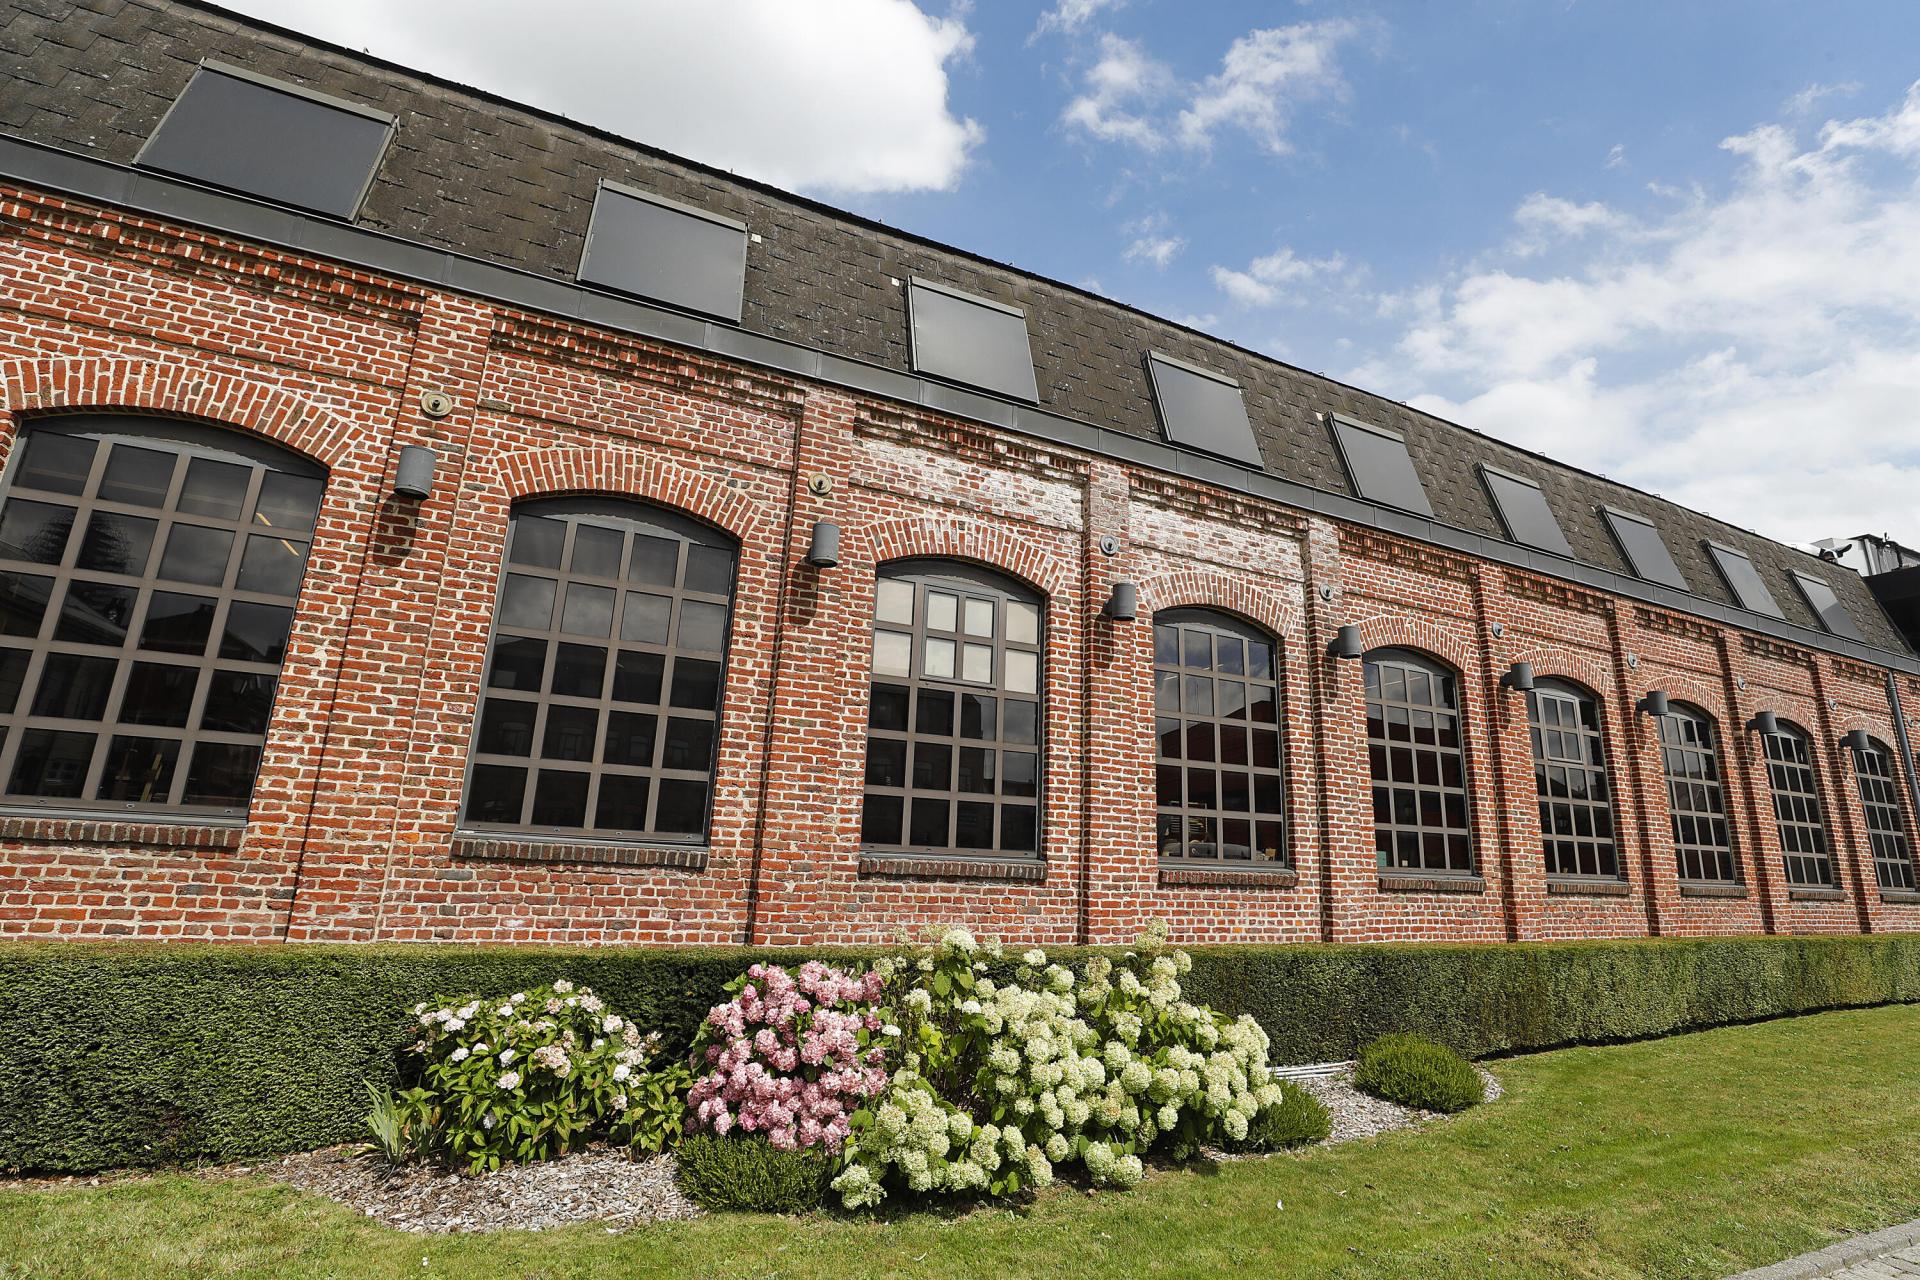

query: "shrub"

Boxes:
[1242, 1081, 1331, 1150]
[675, 1133, 834, 1213]
[1353, 1033, 1484, 1113]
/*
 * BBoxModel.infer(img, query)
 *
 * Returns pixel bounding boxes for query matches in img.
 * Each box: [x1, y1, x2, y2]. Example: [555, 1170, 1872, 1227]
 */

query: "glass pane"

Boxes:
[0, 499, 75, 565]
[541, 705, 599, 761]
[926, 591, 958, 632]
[961, 643, 993, 683]
[560, 582, 615, 638]
[1002, 751, 1038, 798]
[669, 657, 722, 710]
[510, 515, 566, 569]
[0, 571, 54, 637]
[612, 650, 665, 705]
[219, 602, 294, 665]
[9, 729, 95, 797]
[15, 433, 95, 496]
[76, 513, 157, 576]
[465, 763, 527, 824]
[909, 796, 950, 847]
[602, 711, 657, 767]
[54, 581, 136, 646]
[98, 444, 174, 508]
[963, 597, 994, 637]
[157, 524, 234, 587]
[661, 716, 714, 770]
[621, 592, 672, 644]
[865, 738, 907, 788]
[861, 792, 903, 845]
[1005, 600, 1040, 645]
[570, 523, 624, 578]
[476, 697, 537, 756]
[683, 544, 734, 596]
[594, 775, 651, 831]
[873, 631, 912, 677]
[955, 802, 994, 849]
[923, 637, 955, 679]
[916, 688, 954, 735]
[911, 741, 952, 789]
[1004, 650, 1038, 695]
[653, 778, 709, 834]
[870, 684, 910, 732]
[956, 746, 995, 793]
[550, 643, 608, 699]
[875, 578, 915, 625]
[176, 457, 249, 520]
[531, 769, 589, 826]
[498, 574, 557, 630]
[32, 653, 115, 719]
[1002, 700, 1038, 745]
[678, 599, 727, 652]
[960, 693, 996, 740]
[139, 591, 216, 655]
[253, 472, 323, 536]
[0, 648, 26, 714]
[486, 636, 547, 691]
[181, 741, 260, 806]
[1000, 805, 1037, 853]
[236, 534, 308, 597]
[96, 735, 179, 804]
[628, 534, 679, 587]
[201, 670, 276, 735]
[118, 662, 197, 727]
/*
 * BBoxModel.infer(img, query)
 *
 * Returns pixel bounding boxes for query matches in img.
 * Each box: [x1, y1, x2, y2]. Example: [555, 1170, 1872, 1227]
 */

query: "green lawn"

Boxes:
[4, 1004, 1918, 1280]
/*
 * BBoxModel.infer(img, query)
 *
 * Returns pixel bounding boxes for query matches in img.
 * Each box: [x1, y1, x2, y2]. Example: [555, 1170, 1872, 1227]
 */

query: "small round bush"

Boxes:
[1242, 1081, 1331, 1150]
[1353, 1034, 1483, 1113]
[675, 1134, 835, 1213]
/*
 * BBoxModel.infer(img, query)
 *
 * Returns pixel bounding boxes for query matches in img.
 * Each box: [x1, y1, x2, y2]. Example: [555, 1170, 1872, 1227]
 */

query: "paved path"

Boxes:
[1727, 1220, 1920, 1280]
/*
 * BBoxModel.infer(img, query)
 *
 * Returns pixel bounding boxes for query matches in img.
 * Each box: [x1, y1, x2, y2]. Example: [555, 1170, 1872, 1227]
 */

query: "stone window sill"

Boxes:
[1158, 864, 1298, 889]
[1787, 886, 1846, 902]
[858, 854, 1045, 883]
[1880, 890, 1920, 905]
[1546, 878, 1631, 898]
[1378, 873, 1484, 894]
[1678, 881, 1747, 899]
[0, 811, 244, 853]
[451, 834, 707, 870]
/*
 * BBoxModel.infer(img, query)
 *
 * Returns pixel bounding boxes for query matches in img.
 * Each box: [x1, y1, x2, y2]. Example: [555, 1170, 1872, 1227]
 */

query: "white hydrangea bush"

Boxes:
[830, 923, 1285, 1209]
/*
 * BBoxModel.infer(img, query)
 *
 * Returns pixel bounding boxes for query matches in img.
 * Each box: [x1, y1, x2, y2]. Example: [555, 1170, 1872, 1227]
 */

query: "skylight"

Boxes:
[1328, 415, 1433, 517]
[1601, 507, 1689, 591]
[1791, 571, 1866, 641]
[1479, 465, 1573, 557]
[577, 181, 748, 322]
[136, 61, 395, 220]
[1145, 352, 1262, 467]
[906, 279, 1039, 402]
[1706, 542, 1784, 617]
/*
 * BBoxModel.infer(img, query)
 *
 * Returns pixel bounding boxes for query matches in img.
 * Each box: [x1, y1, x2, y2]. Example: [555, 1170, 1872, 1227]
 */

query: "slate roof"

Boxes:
[0, 0, 1906, 654]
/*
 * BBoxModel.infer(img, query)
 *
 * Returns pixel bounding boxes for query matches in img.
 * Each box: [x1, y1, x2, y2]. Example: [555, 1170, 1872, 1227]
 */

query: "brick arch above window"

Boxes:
[478, 447, 779, 551]
[1137, 570, 1300, 639]
[0, 358, 357, 472]
[1346, 613, 1477, 676]
[1502, 646, 1618, 704]
[846, 516, 1074, 605]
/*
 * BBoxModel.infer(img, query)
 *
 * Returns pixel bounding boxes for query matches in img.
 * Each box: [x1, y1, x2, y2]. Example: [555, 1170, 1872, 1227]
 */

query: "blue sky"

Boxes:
[234, 0, 1920, 546]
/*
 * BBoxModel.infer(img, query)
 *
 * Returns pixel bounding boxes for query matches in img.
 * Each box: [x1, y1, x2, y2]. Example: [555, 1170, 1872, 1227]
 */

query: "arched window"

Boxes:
[1526, 679, 1619, 880]
[461, 498, 735, 841]
[1762, 723, 1833, 886]
[861, 561, 1042, 857]
[0, 416, 323, 816]
[1364, 648, 1473, 875]
[1657, 705, 1736, 883]
[1153, 609, 1285, 864]
[1849, 737, 1914, 891]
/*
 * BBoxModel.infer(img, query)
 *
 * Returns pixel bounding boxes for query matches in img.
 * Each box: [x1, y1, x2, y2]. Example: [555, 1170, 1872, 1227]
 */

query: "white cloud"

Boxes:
[218, 0, 982, 194]
[1177, 21, 1358, 154]
[1208, 246, 1348, 306]
[1124, 234, 1186, 269]
[1032, 0, 1126, 39]
[1788, 81, 1862, 115]
[1605, 143, 1628, 170]
[1061, 34, 1176, 149]
[1379, 83, 1920, 542]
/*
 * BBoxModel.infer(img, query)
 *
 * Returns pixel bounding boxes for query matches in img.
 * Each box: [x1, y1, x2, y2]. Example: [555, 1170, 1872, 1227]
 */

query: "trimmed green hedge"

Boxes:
[2, 933, 1916, 1173]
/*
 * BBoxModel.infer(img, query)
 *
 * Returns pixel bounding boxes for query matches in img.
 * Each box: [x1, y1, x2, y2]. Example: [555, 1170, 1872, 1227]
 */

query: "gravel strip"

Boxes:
[1294, 1063, 1505, 1144]
[242, 1145, 700, 1234]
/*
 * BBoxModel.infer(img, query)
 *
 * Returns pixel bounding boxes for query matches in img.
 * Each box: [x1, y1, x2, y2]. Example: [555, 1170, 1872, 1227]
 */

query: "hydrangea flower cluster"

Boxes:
[686, 960, 890, 1153]
[405, 979, 678, 1172]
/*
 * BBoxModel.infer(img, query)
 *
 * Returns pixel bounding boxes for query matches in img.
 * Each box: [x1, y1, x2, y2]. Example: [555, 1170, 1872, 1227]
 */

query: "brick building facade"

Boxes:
[1, 0, 1917, 946]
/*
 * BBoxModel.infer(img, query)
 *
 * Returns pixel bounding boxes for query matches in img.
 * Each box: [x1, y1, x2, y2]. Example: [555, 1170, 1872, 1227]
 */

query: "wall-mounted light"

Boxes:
[1328, 624, 1364, 661]
[393, 445, 437, 499]
[804, 520, 841, 569]
[1746, 710, 1780, 736]
[1498, 661, 1535, 693]
[1105, 581, 1138, 621]
[1841, 728, 1872, 754]
[1636, 689, 1670, 717]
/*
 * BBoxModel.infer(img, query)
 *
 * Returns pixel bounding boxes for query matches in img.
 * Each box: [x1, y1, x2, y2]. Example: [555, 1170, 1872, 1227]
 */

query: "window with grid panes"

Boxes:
[1364, 649, 1474, 875]
[0, 417, 324, 816]
[1657, 706, 1737, 883]
[461, 499, 735, 841]
[1526, 679, 1620, 879]
[861, 562, 1042, 857]
[1153, 609, 1285, 863]
[1850, 738, 1914, 891]
[1762, 724, 1833, 886]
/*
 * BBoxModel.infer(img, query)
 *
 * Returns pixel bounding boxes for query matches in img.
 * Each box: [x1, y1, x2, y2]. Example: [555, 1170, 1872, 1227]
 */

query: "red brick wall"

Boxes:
[1, 182, 1916, 946]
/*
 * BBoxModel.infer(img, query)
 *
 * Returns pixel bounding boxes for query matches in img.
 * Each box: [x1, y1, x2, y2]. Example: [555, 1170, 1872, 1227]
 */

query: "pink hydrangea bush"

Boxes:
[686, 961, 891, 1153]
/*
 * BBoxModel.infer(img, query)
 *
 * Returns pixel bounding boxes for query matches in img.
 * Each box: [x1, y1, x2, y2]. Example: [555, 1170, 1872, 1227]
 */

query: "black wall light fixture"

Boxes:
[1328, 624, 1364, 660]
[1105, 581, 1138, 621]
[805, 520, 841, 568]
[393, 445, 437, 499]
[1747, 710, 1781, 736]
[1499, 661, 1536, 693]
[1636, 689, 1671, 717]
[1842, 728, 1873, 754]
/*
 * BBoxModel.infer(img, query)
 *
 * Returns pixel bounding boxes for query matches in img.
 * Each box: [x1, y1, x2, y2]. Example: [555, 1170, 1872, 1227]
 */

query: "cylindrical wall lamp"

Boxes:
[1499, 661, 1536, 693]
[1747, 710, 1780, 736]
[1636, 690, 1670, 717]
[1841, 728, 1873, 754]
[1105, 581, 1138, 621]
[393, 445, 438, 499]
[805, 520, 840, 569]
[1328, 624, 1364, 660]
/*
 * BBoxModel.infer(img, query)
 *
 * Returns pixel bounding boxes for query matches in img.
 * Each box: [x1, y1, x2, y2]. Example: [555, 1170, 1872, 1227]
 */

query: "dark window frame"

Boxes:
[575, 179, 750, 323]
[1705, 541, 1785, 618]
[906, 278, 1040, 403]
[1152, 608, 1288, 866]
[1144, 352, 1264, 468]
[1601, 505, 1689, 592]
[1329, 414, 1435, 518]
[0, 415, 325, 820]
[457, 497, 737, 845]
[1479, 464, 1574, 558]
[1364, 647, 1475, 876]
[1851, 737, 1916, 891]
[860, 559, 1045, 859]
[1657, 704, 1739, 884]
[1526, 678, 1622, 881]
[1790, 570, 1866, 642]
[134, 59, 397, 220]
[1762, 722, 1835, 887]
